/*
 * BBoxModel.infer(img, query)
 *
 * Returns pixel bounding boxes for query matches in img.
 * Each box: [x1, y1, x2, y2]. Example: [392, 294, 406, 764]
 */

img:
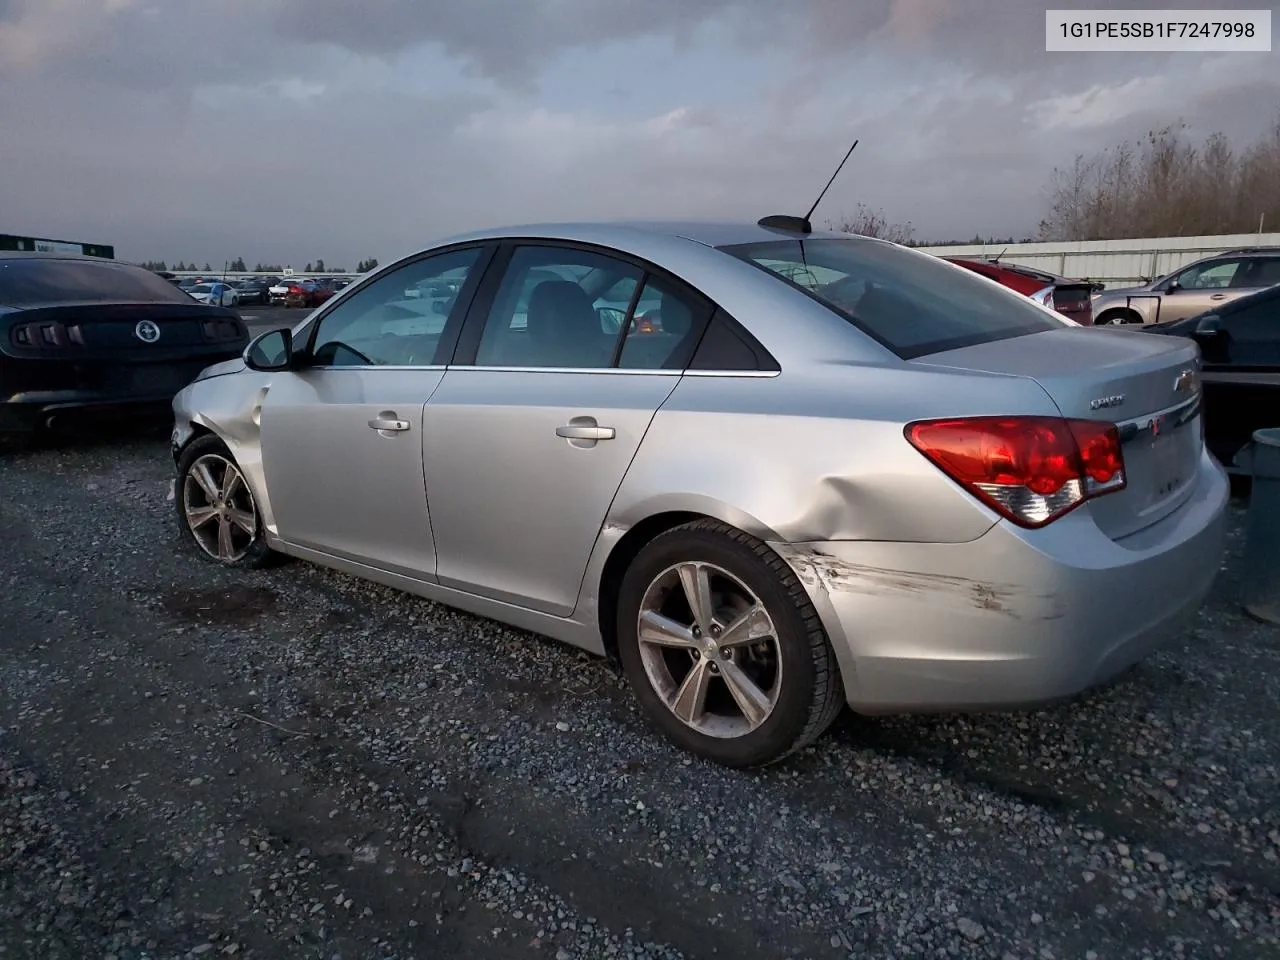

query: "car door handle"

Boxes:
[368, 415, 410, 432]
[1210, 293, 1227, 299]
[556, 424, 615, 441]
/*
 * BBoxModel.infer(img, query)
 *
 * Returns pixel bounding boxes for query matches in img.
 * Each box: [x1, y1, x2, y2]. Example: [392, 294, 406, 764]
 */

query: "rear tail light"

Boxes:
[201, 318, 244, 342]
[11, 321, 81, 348]
[906, 416, 1126, 528]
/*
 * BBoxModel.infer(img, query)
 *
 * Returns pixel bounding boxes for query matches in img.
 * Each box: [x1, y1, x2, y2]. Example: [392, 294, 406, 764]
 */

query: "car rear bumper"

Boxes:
[0, 391, 176, 432]
[773, 448, 1229, 713]
[0, 354, 239, 434]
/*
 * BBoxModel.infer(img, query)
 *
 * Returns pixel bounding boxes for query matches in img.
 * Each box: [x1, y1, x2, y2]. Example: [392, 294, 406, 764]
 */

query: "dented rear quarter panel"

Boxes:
[605, 360, 1063, 545]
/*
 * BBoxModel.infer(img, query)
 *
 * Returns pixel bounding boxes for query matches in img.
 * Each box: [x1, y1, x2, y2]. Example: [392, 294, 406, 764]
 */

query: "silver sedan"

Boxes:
[169, 220, 1229, 767]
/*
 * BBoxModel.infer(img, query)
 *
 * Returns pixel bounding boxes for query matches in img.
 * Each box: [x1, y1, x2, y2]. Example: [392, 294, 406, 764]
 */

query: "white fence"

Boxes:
[915, 233, 1280, 288]
[160, 232, 1280, 290]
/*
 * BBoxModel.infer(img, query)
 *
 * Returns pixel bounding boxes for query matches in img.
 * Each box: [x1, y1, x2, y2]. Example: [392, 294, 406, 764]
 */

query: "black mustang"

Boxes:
[0, 252, 248, 435]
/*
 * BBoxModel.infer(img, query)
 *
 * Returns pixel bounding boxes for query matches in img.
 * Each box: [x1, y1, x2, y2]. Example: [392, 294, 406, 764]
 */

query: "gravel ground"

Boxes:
[1, 435, 1277, 960]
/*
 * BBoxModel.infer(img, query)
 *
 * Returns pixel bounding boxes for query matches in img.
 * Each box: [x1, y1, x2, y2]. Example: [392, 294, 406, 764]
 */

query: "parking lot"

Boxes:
[238, 304, 308, 339]
[1, 431, 1277, 958]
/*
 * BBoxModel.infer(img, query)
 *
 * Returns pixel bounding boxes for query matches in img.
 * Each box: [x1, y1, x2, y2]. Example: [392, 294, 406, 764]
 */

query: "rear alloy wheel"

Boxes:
[617, 519, 843, 767]
[175, 435, 278, 568]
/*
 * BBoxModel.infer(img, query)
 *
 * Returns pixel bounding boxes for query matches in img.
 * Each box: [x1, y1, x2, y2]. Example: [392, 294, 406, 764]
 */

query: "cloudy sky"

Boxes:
[1, 0, 1276, 268]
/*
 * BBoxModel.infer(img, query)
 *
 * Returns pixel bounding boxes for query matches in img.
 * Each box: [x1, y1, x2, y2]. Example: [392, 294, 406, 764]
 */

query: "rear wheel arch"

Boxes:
[1098, 307, 1143, 325]
[596, 499, 783, 659]
[598, 511, 704, 660]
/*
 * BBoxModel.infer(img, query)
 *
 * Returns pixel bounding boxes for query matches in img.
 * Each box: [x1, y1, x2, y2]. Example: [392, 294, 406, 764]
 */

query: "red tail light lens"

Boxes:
[906, 416, 1126, 528]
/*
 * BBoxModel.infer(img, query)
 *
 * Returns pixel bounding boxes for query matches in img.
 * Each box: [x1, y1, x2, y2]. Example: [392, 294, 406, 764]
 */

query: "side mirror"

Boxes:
[244, 327, 294, 371]
[1193, 313, 1224, 337]
[1192, 314, 1228, 361]
[1164, 279, 1181, 294]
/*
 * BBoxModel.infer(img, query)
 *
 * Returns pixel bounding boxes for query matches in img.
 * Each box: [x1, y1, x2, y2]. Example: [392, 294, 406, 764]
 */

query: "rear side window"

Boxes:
[1245, 257, 1280, 287]
[0, 258, 194, 306]
[720, 238, 1066, 359]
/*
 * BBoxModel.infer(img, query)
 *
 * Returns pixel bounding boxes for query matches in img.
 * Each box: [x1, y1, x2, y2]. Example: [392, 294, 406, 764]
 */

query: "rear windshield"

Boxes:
[720, 238, 1067, 359]
[0, 257, 195, 306]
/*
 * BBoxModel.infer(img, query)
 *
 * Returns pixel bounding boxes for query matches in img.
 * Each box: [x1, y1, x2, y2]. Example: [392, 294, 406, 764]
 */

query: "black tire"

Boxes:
[616, 519, 844, 768]
[1098, 309, 1142, 326]
[174, 434, 280, 569]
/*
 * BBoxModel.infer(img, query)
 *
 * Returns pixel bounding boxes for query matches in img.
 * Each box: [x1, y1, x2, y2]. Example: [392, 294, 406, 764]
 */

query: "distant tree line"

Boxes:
[826, 114, 1280, 247]
[826, 204, 917, 245]
[1036, 116, 1280, 241]
[139, 257, 376, 273]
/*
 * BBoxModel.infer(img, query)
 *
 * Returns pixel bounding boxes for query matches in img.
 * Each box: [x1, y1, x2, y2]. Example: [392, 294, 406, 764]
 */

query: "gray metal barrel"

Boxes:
[1243, 427, 1280, 625]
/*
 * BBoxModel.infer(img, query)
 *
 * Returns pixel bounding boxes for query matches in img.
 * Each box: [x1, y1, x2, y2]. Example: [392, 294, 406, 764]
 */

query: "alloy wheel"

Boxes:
[636, 561, 782, 739]
[182, 453, 257, 562]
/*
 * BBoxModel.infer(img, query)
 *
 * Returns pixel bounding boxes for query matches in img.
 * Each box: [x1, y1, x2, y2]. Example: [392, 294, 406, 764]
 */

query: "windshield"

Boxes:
[0, 257, 198, 307]
[719, 238, 1067, 359]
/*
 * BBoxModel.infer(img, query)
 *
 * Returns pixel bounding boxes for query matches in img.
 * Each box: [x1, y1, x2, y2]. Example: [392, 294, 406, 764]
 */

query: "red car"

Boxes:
[944, 257, 1097, 326]
[271, 279, 338, 309]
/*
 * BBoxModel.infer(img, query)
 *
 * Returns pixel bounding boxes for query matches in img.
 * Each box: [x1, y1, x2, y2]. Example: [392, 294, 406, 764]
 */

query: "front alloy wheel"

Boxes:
[183, 453, 255, 561]
[175, 435, 279, 568]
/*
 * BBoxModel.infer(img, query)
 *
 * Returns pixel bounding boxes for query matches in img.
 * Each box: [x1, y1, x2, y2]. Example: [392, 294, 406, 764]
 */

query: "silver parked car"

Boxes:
[1091, 248, 1280, 326]
[170, 220, 1229, 767]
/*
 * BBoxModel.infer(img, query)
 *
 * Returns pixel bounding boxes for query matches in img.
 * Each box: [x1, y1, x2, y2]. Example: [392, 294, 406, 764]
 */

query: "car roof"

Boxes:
[434, 219, 856, 250]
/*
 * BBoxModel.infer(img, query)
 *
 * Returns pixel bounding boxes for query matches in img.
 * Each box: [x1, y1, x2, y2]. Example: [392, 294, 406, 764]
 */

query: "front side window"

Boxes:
[1175, 259, 1243, 290]
[310, 247, 482, 367]
[474, 246, 644, 368]
[720, 237, 1065, 359]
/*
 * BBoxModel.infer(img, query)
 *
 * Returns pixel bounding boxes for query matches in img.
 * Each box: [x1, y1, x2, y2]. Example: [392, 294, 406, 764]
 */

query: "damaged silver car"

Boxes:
[170, 220, 1229, 767]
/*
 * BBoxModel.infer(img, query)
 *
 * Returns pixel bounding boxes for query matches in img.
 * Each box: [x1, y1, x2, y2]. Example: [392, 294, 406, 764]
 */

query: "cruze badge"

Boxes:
[1090, 394, 1125, 410]
[135, 319, 161, 343]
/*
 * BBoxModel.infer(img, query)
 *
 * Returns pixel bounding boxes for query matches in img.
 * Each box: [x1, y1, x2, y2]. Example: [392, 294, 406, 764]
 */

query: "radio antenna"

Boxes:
[803, 139, 858, 226]
[759, 138, 859, 235]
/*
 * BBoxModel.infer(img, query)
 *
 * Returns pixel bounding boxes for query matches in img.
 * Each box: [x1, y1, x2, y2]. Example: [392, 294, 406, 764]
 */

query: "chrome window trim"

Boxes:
[304, 364, 447, 372]
[302, 364, 780, 378]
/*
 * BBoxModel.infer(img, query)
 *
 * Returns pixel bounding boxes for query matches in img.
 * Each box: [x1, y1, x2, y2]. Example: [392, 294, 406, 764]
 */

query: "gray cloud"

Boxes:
[0, 0, 1275, 264]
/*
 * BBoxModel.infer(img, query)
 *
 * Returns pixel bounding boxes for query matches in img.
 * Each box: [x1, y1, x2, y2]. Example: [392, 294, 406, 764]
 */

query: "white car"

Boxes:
[187, 282, 239, 307]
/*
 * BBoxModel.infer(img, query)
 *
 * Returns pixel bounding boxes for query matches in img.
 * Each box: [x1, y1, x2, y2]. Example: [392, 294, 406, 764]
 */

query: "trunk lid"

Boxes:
[1050, 281, 1095, 324]
[913, 327, 1203, 540]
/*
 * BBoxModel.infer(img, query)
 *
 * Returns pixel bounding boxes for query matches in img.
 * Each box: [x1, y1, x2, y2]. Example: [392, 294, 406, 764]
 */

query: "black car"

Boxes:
[233, 278, 271, 305]
[0, 253, 248, 434]
[1143, 283, 1280, 473]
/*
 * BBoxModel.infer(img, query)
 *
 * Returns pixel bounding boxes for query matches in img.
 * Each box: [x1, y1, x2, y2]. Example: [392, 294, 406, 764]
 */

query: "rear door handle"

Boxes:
[1210, 293, 1227, 300]
[556, 424, 615, 441]
[368, 414, 410, 432]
